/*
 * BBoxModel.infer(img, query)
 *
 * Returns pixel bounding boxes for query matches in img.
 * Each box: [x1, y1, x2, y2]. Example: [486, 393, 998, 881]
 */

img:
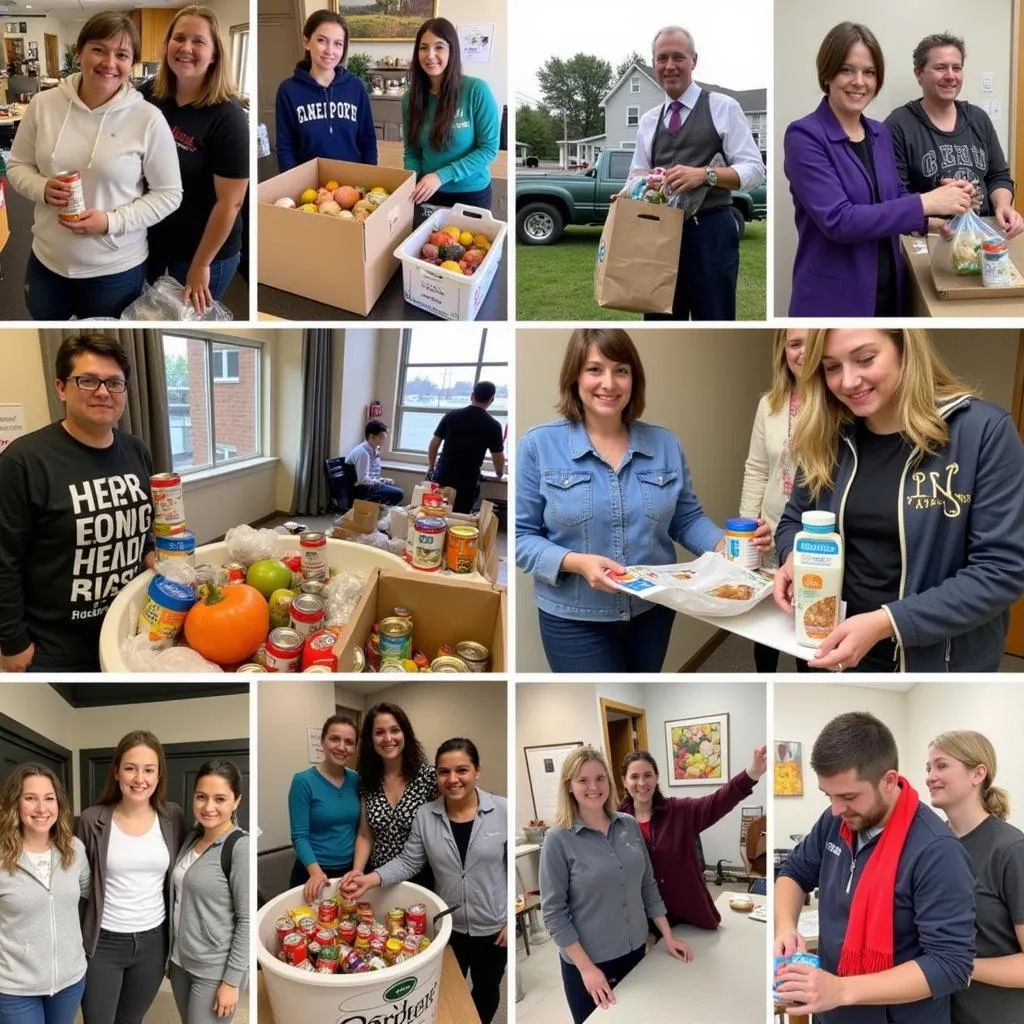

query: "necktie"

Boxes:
[667, 100, 683, 134]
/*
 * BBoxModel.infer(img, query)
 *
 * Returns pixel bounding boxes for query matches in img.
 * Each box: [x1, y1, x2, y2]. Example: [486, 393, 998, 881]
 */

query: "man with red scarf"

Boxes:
[774, 712, 975, 1021]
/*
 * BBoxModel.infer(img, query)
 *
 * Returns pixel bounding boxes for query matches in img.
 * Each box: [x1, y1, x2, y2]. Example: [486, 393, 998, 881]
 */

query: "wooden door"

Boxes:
[44, 33, 58, 77]
[1006, 331, 1024, 657]
[599, 698, 649, 804]
[1015, 2, 1024, 188]
[0, 711, 73, 796]
[257, 0, 304, 158]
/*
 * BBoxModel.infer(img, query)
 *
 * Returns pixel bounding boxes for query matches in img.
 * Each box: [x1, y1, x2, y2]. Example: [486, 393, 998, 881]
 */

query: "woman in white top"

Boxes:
[76, 731, 187, 1024]
[0, 764, 91, 1024]
[739, 328, 806, 672]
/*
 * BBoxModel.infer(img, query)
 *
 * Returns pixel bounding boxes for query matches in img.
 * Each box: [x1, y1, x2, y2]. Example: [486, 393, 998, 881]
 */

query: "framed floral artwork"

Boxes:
[665, 713, 728, 786]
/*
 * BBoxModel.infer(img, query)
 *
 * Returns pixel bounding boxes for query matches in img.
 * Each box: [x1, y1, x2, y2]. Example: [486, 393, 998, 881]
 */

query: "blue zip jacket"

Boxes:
[274, 67, 377, 171]
[516, 418, 724, 621]
[779, 800, 975, 1024]
[776, 397, 1024, 670]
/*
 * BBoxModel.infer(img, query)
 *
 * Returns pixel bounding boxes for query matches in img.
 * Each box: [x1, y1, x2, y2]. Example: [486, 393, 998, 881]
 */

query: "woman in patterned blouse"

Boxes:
[341, 703, 438, 891]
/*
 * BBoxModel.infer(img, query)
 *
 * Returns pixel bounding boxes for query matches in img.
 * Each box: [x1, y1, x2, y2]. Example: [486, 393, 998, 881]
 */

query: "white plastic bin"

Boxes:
[394, 204, 507, 320]
[256, 881, 453, 1024]
[98, 537, 409, 671]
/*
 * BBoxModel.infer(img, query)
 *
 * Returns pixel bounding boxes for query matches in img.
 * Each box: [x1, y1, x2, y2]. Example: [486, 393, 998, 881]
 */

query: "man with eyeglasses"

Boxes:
[0, 335, 156, 672]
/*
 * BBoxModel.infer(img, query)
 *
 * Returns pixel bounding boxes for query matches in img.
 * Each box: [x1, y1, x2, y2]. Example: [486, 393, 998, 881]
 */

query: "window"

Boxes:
[748, 111, 767, 153]
[630, 76, 640, 93]
[618, 141, 636, 152]
[608, 150, 633, 178]
[626, 105, 639, 127]
[394, 327, 509, 456]
[162, 335, 262, 473]
[230, 24, 253, 98]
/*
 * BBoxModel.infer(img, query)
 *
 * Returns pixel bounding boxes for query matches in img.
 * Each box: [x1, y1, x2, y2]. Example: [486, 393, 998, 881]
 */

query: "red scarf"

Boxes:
[837, 777, 919, 977]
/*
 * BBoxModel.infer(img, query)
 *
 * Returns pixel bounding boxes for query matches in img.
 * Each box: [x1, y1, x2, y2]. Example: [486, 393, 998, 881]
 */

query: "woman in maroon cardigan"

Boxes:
[618, 745, 767, 929]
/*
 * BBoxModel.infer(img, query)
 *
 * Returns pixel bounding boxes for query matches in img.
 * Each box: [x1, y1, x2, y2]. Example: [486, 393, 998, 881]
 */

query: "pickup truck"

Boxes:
[516, 148, 766, 245]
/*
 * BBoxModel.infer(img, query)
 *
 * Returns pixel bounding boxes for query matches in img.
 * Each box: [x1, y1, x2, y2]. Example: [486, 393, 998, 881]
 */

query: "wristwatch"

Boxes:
[705, 167, 718, 187]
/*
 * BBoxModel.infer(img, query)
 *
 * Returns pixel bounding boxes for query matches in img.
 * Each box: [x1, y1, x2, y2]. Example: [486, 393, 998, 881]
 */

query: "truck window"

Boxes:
[608, 151, 632, 179]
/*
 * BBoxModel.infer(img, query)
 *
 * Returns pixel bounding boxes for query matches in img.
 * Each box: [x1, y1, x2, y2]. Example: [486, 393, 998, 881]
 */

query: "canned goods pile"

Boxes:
[405, 492, 481, 575]
[275, 895, 431, 975]
[362, 608, 491, 672]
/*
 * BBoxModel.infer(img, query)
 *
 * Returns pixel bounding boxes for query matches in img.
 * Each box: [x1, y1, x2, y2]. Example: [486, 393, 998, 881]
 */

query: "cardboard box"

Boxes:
[335, 568, 507, 672]
[389, 500, 500, 583]
[901, 231, 1024, 317]
[393, 204, 507, 320]
[330, 499, 384, 540]
[257, 158, 415, 315]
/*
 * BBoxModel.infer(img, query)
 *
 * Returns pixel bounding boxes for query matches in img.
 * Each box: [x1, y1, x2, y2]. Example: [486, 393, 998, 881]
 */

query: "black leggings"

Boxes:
[447, 930, 507, 1024]
[81, 926, 167, 1024]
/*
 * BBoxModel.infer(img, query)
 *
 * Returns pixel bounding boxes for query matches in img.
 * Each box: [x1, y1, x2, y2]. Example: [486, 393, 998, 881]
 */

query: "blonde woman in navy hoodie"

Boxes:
[274, 10, 377, 171]
[0, 765, 90, 1024]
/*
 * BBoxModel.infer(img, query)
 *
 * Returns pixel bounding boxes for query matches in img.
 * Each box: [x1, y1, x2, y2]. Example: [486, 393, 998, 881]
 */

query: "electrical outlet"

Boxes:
[982, 72, 994, 92]
[981, 100, 992, 115]
[991, 100, 1002, 120]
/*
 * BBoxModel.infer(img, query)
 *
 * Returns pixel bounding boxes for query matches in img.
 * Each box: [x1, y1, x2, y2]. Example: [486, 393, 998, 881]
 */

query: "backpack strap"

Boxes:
[220, 828, 246, 881]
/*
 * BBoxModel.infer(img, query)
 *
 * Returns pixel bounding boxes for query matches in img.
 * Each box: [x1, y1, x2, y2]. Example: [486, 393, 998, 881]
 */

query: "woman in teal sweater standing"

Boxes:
[403, 17, 500, 211]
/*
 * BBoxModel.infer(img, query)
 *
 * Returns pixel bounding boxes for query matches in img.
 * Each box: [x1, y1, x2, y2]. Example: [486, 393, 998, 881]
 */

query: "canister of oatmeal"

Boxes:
[446, 524, 479, 573]
[150, 472, 186, 535]
[264, 627, 304, 672]
[300, 531, 329, 581]
[379, 616, 413, 661]
[455, 640, 490, 672]
[154, 529, 195, 566]
[289, 594, 325, 639]
[55, 170, 86, 222]
[793, 511, 844, 648]
[138, 576, 196, 644]
[412, 515, 446, 571]
[429, 655, 469, 673]
[982, 239, 1012, 287]
[724, 517, 761, 570]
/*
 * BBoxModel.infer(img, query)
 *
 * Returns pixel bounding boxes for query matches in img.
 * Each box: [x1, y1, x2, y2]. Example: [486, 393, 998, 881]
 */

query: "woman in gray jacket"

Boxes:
[0, 764, 90, 1024]
[169, 760, 249, 1024]
[343, 738, 507, 1024]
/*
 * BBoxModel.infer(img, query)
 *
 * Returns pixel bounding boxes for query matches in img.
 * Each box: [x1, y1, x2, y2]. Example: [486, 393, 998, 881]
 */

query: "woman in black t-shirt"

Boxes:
[141, 5, 248, 314]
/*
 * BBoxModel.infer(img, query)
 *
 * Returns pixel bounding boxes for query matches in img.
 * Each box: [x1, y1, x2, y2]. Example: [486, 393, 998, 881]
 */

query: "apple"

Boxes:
[246, 559, 294, 599]
[269, 588, 296, 629]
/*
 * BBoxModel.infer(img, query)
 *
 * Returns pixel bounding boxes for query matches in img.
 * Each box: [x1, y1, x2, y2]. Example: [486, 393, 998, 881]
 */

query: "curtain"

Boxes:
[290, 328, 334, 515]
[39, 328, 173, 472]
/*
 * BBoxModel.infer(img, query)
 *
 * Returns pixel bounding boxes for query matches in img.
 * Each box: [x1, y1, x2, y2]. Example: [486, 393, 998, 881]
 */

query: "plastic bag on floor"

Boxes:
[121, 275, 233, 321]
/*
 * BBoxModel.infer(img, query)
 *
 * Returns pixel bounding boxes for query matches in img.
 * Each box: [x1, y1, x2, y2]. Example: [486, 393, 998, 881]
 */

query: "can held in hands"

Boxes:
[55, 170, 86, 222]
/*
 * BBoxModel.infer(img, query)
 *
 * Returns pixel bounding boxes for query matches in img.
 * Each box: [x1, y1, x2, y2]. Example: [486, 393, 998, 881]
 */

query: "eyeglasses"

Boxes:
[67, 375, 128, 394]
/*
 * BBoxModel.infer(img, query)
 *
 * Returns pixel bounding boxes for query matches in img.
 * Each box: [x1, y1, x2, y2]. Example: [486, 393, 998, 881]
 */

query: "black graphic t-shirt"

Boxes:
[140, 81, 250, 264]
[0, 422, 154, 670]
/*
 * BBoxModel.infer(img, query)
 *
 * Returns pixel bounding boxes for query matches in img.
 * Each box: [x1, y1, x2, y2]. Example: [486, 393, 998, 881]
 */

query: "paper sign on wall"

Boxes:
[308, 727, 323, 764]
[0, 404, 24, 456]
[459, 23, 493, 64]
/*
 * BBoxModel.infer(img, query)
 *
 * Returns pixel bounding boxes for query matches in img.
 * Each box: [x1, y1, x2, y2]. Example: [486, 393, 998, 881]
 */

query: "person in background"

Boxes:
[288, 714, 360, 902]
[427, 380, 505, 514]
[0, 335, 156, 674]
[343, 739, 507, 1023]
[739, 328, 806, 672]
[346, 419, 404, 506]
[169, 760, 248, 1024]
[885, 33, 1023, 240]
[76, 731, 187, 1024]
[403, 17, 499, 211]
[783, 22, 971, 315]
[0, 764, 90, 1024]
[773, 327, 1024, 672]
[516, 328, 771, 673]
[7, 11, 182, 319]
[141, 5, 249, 314]
[775, 712, 975, 1022]
[274, 9, 376, 172]
[619, 746, 767, 929]
[926, 731, 1024, 1024]
[541, 747, 693, 1024]
[341, 703, 438, 893]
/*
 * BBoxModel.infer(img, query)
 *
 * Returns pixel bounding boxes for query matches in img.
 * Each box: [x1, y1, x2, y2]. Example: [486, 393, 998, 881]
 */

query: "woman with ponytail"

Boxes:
[926, 731, 1024, 1023]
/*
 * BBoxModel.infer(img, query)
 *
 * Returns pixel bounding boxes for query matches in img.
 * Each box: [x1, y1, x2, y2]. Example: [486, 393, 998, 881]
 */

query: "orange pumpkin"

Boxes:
[184, 583, 269, 665]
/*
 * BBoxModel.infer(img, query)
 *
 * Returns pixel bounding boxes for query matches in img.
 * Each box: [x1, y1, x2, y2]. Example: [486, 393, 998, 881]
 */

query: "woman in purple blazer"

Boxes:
[783, 22, 972, 316]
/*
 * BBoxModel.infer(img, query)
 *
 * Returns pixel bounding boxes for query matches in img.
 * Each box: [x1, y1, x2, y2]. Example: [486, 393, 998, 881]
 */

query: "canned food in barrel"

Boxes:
[151, 472, 186, 536]
[290, 593, 325, 639]
[300, 531, 328, 581]
[301, 629, 338, 672]
[264, 627, 303, 672]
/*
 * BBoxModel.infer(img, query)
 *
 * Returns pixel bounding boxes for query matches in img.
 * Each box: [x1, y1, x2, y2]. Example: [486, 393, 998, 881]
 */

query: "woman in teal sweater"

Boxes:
[287, 714, 360, 902]
[403, 17, 500, 211]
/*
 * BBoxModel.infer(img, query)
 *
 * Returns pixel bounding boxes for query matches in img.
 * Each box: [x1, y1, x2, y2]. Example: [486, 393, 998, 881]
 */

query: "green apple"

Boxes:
[269, 588, 296, 629]
[246, 559, 294, 599]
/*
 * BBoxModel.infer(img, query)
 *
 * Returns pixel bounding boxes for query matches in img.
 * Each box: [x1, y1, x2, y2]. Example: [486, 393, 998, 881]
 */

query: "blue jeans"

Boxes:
[165, 252, 242, 301]
[25, 252, 147, 321]
[559, 945, 645, 1024]
[0, 976, 86, 1024]
[537, 604, 676, 673]
[353, 483, 404, 507]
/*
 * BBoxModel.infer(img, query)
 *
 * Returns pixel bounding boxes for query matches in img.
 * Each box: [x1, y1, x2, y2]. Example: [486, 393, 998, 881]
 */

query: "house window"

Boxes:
[619, 141, 636, 151]
[630, 76, 640, 93]
[230, 24, 253, 97]
[162, 335, 263, 473]
[626, 106, 639, 127]
[395, 327, 509, 456]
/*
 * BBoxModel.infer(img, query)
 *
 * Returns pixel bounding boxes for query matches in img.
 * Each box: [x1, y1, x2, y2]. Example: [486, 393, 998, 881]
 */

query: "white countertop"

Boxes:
[686, 598, 811, 661]
[515, 843, 541, 857]
[585, 892, 767, 1022]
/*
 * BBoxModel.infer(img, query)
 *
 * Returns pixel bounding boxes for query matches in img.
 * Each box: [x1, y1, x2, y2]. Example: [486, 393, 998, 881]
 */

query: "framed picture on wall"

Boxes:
[27, 42, 38, 59]
[524, 741, 583, 823]
[18, 22, 26, 33]
[665, 713, 728, 786]
[4, 22, 18, 33]
[774, 741, 804, 797]
[342, 0, 439, 42]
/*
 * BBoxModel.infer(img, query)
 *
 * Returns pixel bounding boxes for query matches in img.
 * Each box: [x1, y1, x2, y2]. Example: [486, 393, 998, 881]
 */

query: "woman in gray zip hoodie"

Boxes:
[0, 764, 90, 1024]
[169, 760, 249, 1024]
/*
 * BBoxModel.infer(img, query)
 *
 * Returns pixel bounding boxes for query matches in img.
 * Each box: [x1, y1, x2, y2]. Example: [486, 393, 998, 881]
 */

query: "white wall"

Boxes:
[0, 682, 77, 753]
[0, 332, 50, 433]
[339, 330, 382, 457]
[1, 16, 68, 75]
[773, 0, 1016, 313]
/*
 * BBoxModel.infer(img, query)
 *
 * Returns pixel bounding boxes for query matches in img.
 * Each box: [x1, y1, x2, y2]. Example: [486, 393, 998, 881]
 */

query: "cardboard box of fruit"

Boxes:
[257, 158, 415, 315]
[394, 203, 507, 320]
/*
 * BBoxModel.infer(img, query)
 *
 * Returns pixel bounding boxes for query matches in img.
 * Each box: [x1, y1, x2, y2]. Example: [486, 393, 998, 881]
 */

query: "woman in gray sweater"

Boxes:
[0, 764, 91, 1024]
[169, 760, 249, 1024]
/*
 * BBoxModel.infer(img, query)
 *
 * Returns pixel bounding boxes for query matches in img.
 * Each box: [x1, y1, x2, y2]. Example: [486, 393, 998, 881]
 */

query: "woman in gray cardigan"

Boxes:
[169, 760, 249, 1024]
[0, 764, 91, 1024]
[343, 738, 507, 1024]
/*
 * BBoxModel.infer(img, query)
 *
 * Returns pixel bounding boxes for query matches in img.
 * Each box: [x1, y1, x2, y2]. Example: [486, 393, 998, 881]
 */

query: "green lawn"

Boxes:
[515, 220, 766, 321]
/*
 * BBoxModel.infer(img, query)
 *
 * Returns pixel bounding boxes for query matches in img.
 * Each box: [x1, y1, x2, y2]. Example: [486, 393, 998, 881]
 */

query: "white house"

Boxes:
[557, 61, 767, 169]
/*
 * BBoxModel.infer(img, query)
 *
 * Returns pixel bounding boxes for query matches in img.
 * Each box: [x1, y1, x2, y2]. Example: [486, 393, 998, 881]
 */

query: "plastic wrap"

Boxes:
[120, 633, 222, 673]
[120, 276, 233, 321]
[224, 524, 282, 564]
[323, 569, 369, 629]
[940, 210, 1002, 275]
[154, 558, 197, 586]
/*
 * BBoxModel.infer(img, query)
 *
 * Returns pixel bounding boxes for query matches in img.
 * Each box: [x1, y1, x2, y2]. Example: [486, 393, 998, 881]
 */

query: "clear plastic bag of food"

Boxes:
[943, 210, 1002, 275]
[154, 558, 196, 586]
[120, 633, 222, 673]
[662, 153, 728, 219]
[224, 524, 281, 564]
[121, 276, 233, 321]
[619, 168, 667, 205]
[323, 569, 369, 628]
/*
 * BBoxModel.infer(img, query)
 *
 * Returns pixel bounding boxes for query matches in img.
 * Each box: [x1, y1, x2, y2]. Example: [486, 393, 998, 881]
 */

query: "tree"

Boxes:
[537, 53, 612, 139]
[164, 354, 188, 389]
[615, 50, 647, 80]
[515, 104, 559, 160]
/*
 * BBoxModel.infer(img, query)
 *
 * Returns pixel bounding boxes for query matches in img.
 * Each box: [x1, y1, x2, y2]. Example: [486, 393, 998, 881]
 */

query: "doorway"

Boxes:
[1007, 331, 1024, 657]
[256, 0, 304, 162]
[599, 698, 648, 804]
[44, 33, 58, 77]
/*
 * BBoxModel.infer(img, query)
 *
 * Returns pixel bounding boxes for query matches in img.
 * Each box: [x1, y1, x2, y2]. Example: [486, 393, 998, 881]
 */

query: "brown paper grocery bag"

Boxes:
[594, 197, 684, 314]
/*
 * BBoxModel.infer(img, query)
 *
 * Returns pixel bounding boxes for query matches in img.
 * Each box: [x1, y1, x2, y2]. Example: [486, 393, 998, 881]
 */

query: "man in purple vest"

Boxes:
[631, 25, 765, 321]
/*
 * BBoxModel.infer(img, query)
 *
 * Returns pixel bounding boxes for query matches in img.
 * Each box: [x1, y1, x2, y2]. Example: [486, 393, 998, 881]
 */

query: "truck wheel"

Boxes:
[526, 156, 539, 168]
[731, 206, 746, 240]
[517, 203, 564, 245]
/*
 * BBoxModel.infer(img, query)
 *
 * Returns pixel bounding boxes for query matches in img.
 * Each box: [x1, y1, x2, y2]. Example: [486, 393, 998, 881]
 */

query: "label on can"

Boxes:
[138, 576, 196, 645]
[379, 616, 412, 660]
[301, 629, 339, 672]
[412, 515, 446, 571]
[151, 473, 185, 535]
[264, 627, 303, 672]
[446, 524, 479, 573]
[290, 593, 325, 639]
[300, 531, 329, 581]
[154, 529, 196, 566]
[56, 170, 86, 222]
[455, 640, 490, 672]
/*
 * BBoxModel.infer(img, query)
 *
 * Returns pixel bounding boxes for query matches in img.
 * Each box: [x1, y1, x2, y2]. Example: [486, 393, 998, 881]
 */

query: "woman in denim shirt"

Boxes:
[516, 328, 770, 672]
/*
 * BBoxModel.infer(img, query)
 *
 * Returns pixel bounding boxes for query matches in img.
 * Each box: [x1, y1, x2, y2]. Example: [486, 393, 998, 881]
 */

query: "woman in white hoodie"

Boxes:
[0, 764, 91, 1024]
[7, 11, 182, 320]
